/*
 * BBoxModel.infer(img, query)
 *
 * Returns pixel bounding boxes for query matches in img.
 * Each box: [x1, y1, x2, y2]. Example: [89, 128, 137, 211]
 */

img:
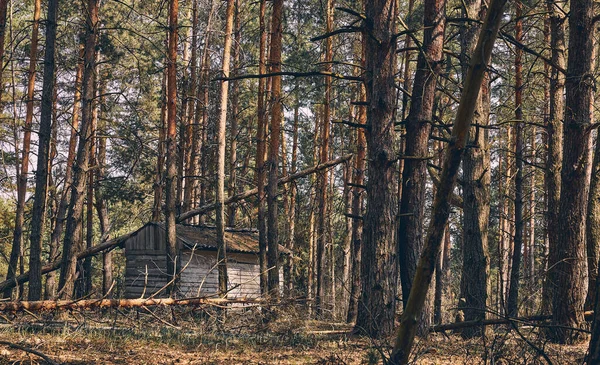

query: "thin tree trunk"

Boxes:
[255, 0, 268, 295]
[0, 0, 8, 105]
[316, 0, 333, 316]
[354, 0, 398, 338]
[227, 0, 240, 227]
[152, 61, 168, 222]
[183, 0, 200, 217]
[82, 79, 98, 297]
[215, 0, 235, 295]
[507, 0, 524, 317]
[266, 0, 283, 295]
[346, 39, 366, 324]
[95, 80, 112, 297]
[46, 42, 84, 299]
[58, 0, 100, 299]
[6, 0, 40, 299]
[27, 0, 59, 301]
[391, 0, 507, 360]
[398, 0, 446, 335]
[164, 0, 179, 297]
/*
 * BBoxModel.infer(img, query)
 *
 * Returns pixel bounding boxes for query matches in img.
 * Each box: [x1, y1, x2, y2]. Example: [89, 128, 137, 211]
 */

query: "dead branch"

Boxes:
[430, 311, 594, 332]
[0, 340, 60, 365]
[177, 154, 352, 222]
[214, 71, 361, 82]
[0, 232, 134, 294]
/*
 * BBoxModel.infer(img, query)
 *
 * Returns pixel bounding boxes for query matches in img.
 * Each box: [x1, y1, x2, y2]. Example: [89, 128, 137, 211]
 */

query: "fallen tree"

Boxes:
[431, 311, 594, 333]
[177, 154, 352, 222]
[0, 232, 135, 294]
[0, 297, 266, 312]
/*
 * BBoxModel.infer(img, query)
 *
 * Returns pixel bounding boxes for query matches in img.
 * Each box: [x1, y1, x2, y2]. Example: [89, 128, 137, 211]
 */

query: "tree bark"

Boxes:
[266, 0, 284, 295]
[255, 0, 268, 295]
[506, 0, 524, 318]
[346, 39, 366, 324]
[457, 0, 490, 337]
[398, 0, 446, 335]
[6, 0, 41, 300]
[95, 82, 112, 297]
[354, 0, 398, 338]
[550, 0, 594, 344]
[540, 0, 565, 317]
[27, 0, 59, 301]
[164, 0, 179, 297]
[57, 0, 99, 300]
[215, 0, 235, 295]
[315, 0, 334, 316]
[391, 0, 507, 360]
[46, 42, 84, 299]
[227, 0, 240, 227]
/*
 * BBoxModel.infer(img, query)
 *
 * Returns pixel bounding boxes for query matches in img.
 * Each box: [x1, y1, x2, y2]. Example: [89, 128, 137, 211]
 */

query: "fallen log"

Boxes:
[0, 231, 134, 293]
[430, 311, 594, 333]
[177, 154, 352, 222]
[0, 297, 265, 312]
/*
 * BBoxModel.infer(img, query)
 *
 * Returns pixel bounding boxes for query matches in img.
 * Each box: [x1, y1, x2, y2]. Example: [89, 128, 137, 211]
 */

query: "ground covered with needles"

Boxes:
[0, 306, 589, 364]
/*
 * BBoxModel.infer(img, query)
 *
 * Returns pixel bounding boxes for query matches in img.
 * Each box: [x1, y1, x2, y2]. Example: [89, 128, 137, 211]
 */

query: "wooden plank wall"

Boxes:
[179, 251, 262, 299]
[125, 225, 170, 298]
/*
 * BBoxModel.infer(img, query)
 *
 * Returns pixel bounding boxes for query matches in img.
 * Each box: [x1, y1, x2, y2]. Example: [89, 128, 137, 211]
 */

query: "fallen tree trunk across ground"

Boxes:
[0, 232, 134, 294]
[177, 154, 353, 222]
[431, 311, 594, 333]
[0, 297, 266, 312]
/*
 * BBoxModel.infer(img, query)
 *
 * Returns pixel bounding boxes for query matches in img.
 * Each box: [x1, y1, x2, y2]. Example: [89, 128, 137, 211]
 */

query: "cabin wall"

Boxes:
[124, 225, 169, 298]
[124, 224, 283, 299]
[179, 250, 262, 299]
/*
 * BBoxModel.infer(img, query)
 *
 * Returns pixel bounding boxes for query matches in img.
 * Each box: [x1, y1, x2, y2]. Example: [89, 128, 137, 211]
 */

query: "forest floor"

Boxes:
[0, 306, 588, 364]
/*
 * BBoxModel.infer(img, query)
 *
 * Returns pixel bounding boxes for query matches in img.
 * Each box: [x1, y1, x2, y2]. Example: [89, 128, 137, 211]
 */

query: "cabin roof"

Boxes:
[133, 222, 290, 255]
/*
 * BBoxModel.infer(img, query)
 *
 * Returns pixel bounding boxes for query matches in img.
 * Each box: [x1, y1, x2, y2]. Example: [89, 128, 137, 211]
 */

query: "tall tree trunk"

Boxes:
[255, 0, 268, 295]
[183, 0, 200, 217]
[458, 0, 490, 337]
[391, 0, 506, 359]
[540, 0, 565, 316]
[346, 39, 366, 324]
[354, 0, 398, 338]
[82, 80, 97, 297]
[95, 81, 112, 297]
[46, 42, 84, 299]
[316, 0, 334, 316]
[164, 0, 179, 297]
[27, 0, 59, 301]
[58, 0, 99, 300]
[191, 0, 215, 226]
[398, 0, 446, 335]
[506, 0, 524, 317]
[549, 0, 593, 344]
[227, 0, 240, 227]
[266, 0, 283, 295]
[215, 0, 235, 295]
[152, 64, 168, 222]
[6, 0, 40, 299]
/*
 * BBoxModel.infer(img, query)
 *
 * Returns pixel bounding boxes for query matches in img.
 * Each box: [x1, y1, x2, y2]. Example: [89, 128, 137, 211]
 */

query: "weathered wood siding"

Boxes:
[179, 250, 262, 298]
[124, 224, 267, 299]
[125, 224, 170, 298]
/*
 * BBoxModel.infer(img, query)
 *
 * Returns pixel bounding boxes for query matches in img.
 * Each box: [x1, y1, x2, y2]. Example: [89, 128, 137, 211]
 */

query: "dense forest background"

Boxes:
[1, 0, 600, 362]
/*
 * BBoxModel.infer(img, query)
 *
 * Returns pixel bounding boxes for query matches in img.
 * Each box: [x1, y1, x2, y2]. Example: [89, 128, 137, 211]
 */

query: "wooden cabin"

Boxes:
[123, 222, 286, 299]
